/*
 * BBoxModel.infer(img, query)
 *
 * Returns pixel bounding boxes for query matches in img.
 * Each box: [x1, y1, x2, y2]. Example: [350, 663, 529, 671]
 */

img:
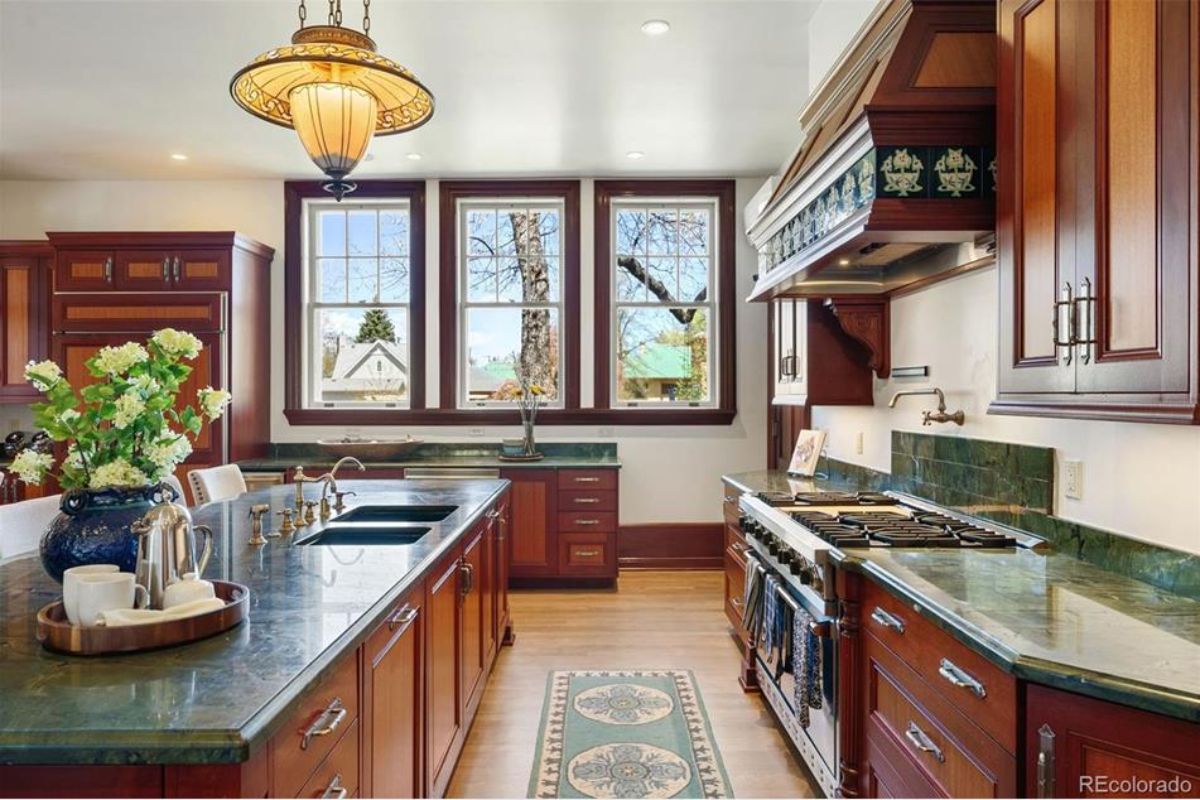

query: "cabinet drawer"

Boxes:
[558, 511, 617, 532]
[557, 469, 617, 491]
[559, 489, 617, 512]
[724, 547, 747, 635]
[724, 524, 749, 561]
[295, 718, 360, 799]
[271, 653, 360, 798]
[865, 632, 1015, 798]
[862, 579, 1016, 752]
[558, 532, 616, 576]
[53, 293, 225, 333]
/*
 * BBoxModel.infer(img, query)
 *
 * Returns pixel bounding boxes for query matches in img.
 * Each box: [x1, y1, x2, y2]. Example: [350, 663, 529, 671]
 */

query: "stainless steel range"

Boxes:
[736, 489, 1040, 797]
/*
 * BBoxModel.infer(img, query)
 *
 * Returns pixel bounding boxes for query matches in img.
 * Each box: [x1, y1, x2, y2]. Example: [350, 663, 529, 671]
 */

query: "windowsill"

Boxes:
[283, 406, 738, 426]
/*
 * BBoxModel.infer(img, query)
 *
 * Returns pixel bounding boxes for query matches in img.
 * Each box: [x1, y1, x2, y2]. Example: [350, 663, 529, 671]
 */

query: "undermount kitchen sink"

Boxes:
[332, 505, 458, 524]
[297, 526, 433, 547]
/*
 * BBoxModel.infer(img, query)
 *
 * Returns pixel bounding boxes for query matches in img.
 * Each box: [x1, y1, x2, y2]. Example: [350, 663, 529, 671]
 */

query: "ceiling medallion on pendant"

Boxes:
[229, 0, 435, 200]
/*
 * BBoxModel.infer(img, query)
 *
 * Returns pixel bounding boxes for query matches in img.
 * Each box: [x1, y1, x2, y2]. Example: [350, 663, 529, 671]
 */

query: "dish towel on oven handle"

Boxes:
[761, 574, 779, 658]
[793, 602, 823, 720]
[741, 554, 765, 644]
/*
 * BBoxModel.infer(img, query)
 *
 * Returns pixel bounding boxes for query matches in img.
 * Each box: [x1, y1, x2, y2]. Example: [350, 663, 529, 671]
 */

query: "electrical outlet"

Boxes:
[1064, 459, 1083, 500]
[597, 426, 615, 438]
[854, 431, 864, 455]
[467, 427, 485, 438]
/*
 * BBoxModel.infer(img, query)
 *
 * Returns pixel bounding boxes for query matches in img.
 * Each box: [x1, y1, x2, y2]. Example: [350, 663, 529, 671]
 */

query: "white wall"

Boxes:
[812, 266, 1200, 556]
[807, 0, 880, 94]
[0, 178, 768, 525]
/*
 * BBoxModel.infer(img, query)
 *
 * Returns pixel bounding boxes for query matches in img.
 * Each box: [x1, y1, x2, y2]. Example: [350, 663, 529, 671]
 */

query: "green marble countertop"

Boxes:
[0, 479, 508, 765]
[237, 455, 621, 472]
[722, 470, 1200, 722]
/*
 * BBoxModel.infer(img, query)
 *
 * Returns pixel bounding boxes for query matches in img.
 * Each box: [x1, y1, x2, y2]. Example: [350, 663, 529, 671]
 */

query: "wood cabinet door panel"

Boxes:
[271, 653, 360, 799]
[425, 551, 462, 796]
[53, 293, 225, 333]
[461, 526, 486, 715]
[998, 0, 1077, 394]
[173, 249, 231, 291]
[0, 257, 49, 401]
[503, 469, 557, 577]
[1025, 684, 1200, 798]
[55, 250, 115, 291]
[114, 250, 172, 290]
[1077, 0, 1195, 394]
[365, 589, 423, 799]
[496, 494, 512, 643]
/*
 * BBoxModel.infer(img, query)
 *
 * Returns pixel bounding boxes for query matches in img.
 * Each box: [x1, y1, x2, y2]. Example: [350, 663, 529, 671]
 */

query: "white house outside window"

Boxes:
[610, 199, 718, 406]
[458, 199, 565, 407]
[303, 199, 412, 408]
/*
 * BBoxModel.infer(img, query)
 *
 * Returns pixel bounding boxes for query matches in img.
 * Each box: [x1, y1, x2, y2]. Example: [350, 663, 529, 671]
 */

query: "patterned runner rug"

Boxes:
[529, 670, 733, 799]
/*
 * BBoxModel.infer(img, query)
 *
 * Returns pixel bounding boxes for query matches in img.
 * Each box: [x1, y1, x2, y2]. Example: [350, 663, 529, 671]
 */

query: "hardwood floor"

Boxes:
[447, 570, 820, 798]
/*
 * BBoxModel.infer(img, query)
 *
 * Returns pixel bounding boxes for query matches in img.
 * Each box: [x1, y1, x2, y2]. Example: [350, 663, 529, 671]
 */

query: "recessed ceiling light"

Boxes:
[407, 152, 423, 161]
[626, 150, 645, 160]
[838, 258, 851, 266]
[641, 19, 670, 36]
[170, 153, 188, 161]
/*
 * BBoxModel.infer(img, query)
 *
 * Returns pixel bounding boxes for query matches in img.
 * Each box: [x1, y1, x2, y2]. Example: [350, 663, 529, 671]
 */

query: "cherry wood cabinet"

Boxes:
[1025, 684, 1200, 798]
[461, 525, 487, 719]
[425, 548, 464, 798]
[47, 232, 274, 463]
[494, 495, 513, 646]
[0, 242, 52, 403]
[364, 588, 423, 799]
[995, 0, 1200, 423]
[504, 469, 558, 578]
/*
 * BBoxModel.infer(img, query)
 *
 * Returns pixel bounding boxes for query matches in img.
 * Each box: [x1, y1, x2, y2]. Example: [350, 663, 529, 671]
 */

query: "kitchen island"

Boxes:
[0, 478, 512, 798]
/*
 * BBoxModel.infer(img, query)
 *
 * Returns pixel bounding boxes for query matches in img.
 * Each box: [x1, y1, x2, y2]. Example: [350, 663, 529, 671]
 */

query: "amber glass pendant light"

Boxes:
[230, 0, 434, 200]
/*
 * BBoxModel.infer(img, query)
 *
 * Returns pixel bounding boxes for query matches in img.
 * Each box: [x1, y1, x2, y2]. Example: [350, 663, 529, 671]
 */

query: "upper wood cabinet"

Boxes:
[769, 297, 876, 408]
[995, 0, 1200, 423]
[0, 242, 52, 403]
[50, 233, 259, 293]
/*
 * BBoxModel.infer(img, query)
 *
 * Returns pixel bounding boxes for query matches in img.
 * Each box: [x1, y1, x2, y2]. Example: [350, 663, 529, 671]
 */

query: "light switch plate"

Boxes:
[854, 431, 864, 455]
[598, 427, 615, 438]
[467, 427, 485, 438]
[1064, 459, 1083, 500]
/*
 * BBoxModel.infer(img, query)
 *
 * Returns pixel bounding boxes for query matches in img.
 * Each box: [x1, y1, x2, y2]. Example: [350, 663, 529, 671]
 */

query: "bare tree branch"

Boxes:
[615, 256, 707, 324]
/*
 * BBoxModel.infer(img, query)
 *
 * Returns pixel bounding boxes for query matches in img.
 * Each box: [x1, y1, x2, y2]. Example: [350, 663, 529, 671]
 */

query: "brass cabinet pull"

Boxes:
[574, 549, 601, 558]
[1052, 281, 1075, 365]
[301, 698, 347, 750]
[172, 256, 181, 282]
[321, 773, 348, 800]
[573, 476, 601, 483]
[938, 657, 986, 698]
[162, 257, 170, 281]
[104, 257, 113, 283]
[574, 519, 600, 525]
[460, 562, 474, 596]
[870, 607, 905, 634]
[573, 497, 601, 504]
[387, 603, 418, 633]
[1074, 276, 1096, 364]
[904, 721, 945, 763]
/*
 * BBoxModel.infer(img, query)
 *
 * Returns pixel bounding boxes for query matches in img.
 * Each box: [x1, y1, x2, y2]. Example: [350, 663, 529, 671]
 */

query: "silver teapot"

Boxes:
[132, 499, 213, 609]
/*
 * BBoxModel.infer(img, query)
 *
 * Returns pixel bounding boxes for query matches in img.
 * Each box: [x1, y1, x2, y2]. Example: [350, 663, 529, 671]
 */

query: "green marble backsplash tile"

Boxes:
[822, 433, 1199, 600]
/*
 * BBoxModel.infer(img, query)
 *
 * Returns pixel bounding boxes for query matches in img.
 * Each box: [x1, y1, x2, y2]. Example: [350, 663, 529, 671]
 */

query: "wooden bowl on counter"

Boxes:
[315, 436, 424, 461]
[36, 580, 249, 656]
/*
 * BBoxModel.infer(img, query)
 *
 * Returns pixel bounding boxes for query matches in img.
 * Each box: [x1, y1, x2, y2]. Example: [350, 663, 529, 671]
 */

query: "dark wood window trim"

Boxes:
[593, 179, 738, 426]
[283, 180, 427, 426]
[438, 180, 582, 424]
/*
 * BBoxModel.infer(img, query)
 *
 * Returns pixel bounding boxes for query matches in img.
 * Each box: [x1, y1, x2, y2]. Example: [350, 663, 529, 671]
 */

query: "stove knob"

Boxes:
[789, 559, 803, 576]
[778, 549, 793, 565]
[798, 566, 814, 585]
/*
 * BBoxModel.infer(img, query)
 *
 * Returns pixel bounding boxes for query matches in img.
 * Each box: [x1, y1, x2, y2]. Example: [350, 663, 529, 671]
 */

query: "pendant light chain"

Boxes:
[297, 0, 307, 28]
[327, 0, 343, 27]
[363, 0, 371, 35]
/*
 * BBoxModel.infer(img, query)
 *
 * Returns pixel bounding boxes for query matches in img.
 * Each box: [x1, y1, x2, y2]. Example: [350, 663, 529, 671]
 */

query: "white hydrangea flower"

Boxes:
[64, 444, 86, 470]
[59, 408, 81, 425]
[9, 450, 55, 485]
[24, 360, 63, 391]
[144, 433, 192, 474]
[152, 328, 203, 359]
[112, 392, 147, 429]
[92, 342, 149, 376]
[89, 458, 150, 489]
[131, 374, 160, 395]
[197, 387, 232, 420]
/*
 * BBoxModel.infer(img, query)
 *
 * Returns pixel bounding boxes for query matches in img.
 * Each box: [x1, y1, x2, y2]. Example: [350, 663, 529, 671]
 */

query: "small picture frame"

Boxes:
[788, 429, 827, 477]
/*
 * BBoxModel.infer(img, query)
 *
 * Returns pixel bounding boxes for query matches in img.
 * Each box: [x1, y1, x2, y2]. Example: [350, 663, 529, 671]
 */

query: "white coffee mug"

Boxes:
[162, 573, 215, 610]
[63, 564, 119, 626]
[75, 573, 150, 627]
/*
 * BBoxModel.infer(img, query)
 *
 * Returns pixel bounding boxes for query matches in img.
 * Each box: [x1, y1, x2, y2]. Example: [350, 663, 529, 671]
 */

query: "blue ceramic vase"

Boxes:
[39, 486, 164, 583]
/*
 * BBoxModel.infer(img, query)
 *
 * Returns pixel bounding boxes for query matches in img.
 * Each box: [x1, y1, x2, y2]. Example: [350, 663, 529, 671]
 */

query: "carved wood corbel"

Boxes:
[823, 296, 891, 379]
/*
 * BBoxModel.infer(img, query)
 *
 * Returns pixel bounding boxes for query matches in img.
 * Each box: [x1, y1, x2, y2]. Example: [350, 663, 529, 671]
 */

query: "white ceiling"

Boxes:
[0, 0, 821, 181]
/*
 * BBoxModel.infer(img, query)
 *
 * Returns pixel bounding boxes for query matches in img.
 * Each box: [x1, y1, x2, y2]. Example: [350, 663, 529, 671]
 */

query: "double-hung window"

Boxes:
[457, 198, 566, 406]
[304, 198, 413, 408]
[610, 199, 718, 406]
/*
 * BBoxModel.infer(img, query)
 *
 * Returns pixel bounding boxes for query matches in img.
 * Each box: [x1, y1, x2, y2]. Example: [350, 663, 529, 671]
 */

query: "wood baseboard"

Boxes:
[617, 523, 724, 570]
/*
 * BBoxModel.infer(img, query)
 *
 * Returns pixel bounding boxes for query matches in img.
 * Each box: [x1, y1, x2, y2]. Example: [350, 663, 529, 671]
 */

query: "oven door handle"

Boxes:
[773, 582, 832, 638]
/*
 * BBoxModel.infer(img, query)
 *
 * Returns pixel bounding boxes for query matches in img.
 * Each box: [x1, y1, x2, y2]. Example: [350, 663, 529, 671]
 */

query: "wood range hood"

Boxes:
[745, 0, 997, 302]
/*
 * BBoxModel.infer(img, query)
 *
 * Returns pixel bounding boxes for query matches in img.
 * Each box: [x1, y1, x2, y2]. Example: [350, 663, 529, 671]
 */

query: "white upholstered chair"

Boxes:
[0, 493, 62, 560]
[187, 465, 247, 505]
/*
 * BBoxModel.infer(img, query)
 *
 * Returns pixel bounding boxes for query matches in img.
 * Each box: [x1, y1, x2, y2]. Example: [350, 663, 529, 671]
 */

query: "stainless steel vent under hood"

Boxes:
[744, 0, 997, 301]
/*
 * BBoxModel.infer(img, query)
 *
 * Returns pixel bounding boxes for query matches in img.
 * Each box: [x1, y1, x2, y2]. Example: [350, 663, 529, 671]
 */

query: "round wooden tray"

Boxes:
[36, 580, 249, 656]
[497, 452, 545, 462]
